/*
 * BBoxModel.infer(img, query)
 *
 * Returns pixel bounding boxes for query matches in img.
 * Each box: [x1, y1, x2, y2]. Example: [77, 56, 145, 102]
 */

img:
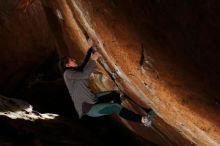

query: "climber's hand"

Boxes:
[88, 38, 94, 48]
[91, 51, 101, 61]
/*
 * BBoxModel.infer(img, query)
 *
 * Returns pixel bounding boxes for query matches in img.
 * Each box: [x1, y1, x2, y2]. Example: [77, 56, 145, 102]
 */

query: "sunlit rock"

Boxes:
[0, 0, 219, 146]
[0, 95, 58, 121]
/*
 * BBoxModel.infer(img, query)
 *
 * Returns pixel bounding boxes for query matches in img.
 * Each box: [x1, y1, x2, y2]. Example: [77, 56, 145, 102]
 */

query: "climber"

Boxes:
[60, 40, 155, 127]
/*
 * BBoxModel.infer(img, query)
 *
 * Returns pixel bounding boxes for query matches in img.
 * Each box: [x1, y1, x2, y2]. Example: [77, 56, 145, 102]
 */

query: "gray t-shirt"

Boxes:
[63, 60, 97, 118]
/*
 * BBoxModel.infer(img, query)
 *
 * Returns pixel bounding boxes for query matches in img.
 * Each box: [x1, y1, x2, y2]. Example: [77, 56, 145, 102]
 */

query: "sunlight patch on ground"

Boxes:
[0, 95, 58, 121]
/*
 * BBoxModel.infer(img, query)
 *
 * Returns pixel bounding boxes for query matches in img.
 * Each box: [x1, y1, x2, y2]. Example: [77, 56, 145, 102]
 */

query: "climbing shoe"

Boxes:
[119, 92, 128, 102]
[141, 109, 155, 127]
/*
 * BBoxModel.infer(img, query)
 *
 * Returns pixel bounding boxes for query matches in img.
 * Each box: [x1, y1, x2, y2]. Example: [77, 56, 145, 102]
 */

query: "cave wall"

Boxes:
[0, 0, 219, 146]
[0, 0, 57, 96]
[43, 0, 220, 146]
[0, 1, 156, 145]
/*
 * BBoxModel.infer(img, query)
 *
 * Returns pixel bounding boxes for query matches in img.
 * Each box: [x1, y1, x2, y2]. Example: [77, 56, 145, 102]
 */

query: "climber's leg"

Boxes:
[86, 103, 142, 123]
[95, 91, 122, 103]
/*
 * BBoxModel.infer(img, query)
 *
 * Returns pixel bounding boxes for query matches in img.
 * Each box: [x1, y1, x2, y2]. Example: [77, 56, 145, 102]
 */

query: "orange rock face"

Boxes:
[1, 0, 220, 145]
[44, 0, 220, 145]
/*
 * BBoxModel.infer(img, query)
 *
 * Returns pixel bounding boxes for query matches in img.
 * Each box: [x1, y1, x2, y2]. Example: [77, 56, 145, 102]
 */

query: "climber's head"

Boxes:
[60, 56, 78, 70]
[66, 57, 78, 68]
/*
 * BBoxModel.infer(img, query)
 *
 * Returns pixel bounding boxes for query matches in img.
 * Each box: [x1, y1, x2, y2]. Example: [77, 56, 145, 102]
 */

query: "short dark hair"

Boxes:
[59, 56, 69, 73]
[59, 47, 95, 73]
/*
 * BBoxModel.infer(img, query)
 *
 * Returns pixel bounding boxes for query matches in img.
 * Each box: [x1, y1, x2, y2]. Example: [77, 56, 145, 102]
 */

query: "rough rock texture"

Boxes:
[43, 0, 220, 145]
[0, 0, 56, 96]
[0, 0, 220, 146]
[0, 0, 156, 146]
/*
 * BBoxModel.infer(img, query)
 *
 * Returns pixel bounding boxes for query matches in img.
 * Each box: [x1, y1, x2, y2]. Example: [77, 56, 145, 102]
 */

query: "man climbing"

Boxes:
[60, 41, 155, 127]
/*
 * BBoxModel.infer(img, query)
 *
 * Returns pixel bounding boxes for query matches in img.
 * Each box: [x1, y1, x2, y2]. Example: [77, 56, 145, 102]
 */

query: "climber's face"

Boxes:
[66, 57, 78, 68]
